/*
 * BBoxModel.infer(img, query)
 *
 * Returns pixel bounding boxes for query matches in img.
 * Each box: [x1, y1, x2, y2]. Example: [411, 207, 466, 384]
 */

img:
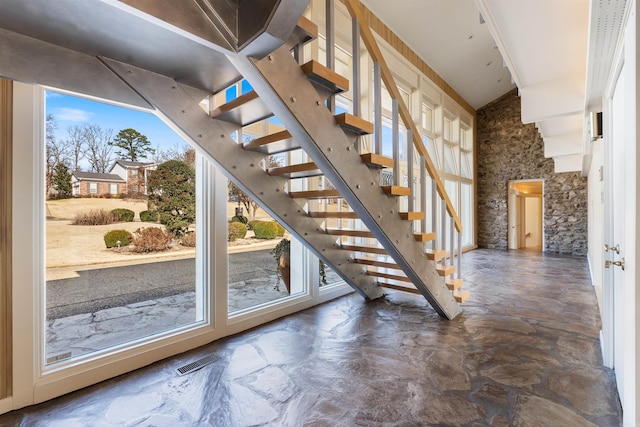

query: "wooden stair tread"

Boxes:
[426, 248, 448, 261]
[367, 270, 411, 283]
[289, 189, 341, 199]
[243, 130, 299, 154]
[210, 90, 272, 126]
[377, 281, 421, 295]
[399, 211, 424, 221]
[309, 211, 359, 219]
[334, 113, 374, 135]
[291, 16, 318, 46]
[354, 258, 398, 269]
[268, 161, 322, 178]
[445, 278, 463, 291]
[301, 60, 349, 95]
[414, 232, 436, 242]
[341, 244, 387, 255]
[326, 228, 373, 238]
[453, 289, 470, 303]
[382, 185, 411, 196]
[360, 152, 394, 169]
[436, 263, 455, 277]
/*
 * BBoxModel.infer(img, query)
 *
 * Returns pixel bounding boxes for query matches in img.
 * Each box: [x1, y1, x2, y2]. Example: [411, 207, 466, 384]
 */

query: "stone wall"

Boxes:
[476, 89, 587, 256]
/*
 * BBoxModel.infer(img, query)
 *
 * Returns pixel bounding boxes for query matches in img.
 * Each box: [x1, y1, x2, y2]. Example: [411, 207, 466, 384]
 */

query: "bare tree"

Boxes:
[152, 142, 193, 164]
[65, 125, 86, 172]
[46, 114, 66, 195]
[83, 124, 114, 173]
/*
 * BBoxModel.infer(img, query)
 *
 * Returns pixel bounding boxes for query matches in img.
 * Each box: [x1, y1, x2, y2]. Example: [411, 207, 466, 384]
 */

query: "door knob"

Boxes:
[604, 244, 620, 254]
[605, 257, 625, 271]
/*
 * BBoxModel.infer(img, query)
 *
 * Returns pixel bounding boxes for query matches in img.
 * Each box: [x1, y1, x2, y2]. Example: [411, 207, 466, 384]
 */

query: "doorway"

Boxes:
[508, 180, 543, 251]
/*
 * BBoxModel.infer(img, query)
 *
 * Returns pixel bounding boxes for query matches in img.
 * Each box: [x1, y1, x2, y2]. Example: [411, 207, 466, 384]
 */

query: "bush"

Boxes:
[274, 222, 285, 237]
[247, 220, 261, 230]
[252, 221, 279, 239]
[159, 212, 191, 237]
[103, 229, 133, 248]
[130, 227, 173, 252]
[228, 222, 247, 242]
[180, 232, 196, 247]
[111, 208, 135, 222]
[231, 215, 248, 224]
[139, 210, 158, 222]
[72, 209, 115, 225]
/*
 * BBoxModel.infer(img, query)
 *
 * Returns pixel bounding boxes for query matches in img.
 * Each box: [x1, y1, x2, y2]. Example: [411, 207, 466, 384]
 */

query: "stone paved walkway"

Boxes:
[46, 274, 289, 363]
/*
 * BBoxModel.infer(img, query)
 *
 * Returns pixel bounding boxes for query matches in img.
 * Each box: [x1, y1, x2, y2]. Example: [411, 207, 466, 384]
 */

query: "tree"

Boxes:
[65, 125, 86, 171]
[84, 124, 114, 173]
[52, 162, 72, 198]
[111, 128, 155, 161]
[152, 142, 194, 165]
[147, 160, 195, 236]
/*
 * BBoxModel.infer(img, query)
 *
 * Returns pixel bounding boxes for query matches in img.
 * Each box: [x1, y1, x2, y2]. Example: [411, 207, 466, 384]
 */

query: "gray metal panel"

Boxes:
[0, 0, 242, 93]
[0, 29, 151, 110]
[120, 0, 236, 50]
[232, 46, 461, 319]
[103, 58, 385, 301]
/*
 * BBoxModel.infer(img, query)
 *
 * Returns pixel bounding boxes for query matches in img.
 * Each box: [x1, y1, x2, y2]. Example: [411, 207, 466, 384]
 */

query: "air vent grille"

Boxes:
[177, 353, 221, 376]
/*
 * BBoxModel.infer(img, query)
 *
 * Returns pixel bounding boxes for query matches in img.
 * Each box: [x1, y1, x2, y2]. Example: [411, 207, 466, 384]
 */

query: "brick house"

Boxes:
[70, 160, 157, 197]
[109, 160, 157, 196]
[71, 171, 126, 197]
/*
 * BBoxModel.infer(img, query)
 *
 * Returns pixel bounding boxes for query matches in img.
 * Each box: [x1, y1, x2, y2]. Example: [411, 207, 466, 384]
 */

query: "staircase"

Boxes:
[0, 0, 469, 319]
[105, 10, 467, 320]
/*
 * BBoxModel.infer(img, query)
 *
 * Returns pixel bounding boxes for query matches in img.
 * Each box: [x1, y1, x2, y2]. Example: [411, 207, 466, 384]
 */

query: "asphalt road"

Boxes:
[46, 249, 277, 319]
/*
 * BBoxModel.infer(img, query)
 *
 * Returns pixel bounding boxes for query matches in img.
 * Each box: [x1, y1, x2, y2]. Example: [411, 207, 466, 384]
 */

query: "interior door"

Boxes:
[609, 61, 626, 403]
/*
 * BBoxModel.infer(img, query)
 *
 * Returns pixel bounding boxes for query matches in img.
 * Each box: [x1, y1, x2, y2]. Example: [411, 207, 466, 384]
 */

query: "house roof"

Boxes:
[72, 171, 125, 183]
[113, 160, 152, 168]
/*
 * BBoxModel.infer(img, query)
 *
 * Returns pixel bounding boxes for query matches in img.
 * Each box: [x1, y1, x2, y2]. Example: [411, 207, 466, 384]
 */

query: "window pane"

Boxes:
[45, 92, 201, 365]
[228, 180, 306, 314]
[461, 153, 472, 178]
[422, 135, 439, 169]
[443, 145, 457, 174]
[461, 183, 473, 247]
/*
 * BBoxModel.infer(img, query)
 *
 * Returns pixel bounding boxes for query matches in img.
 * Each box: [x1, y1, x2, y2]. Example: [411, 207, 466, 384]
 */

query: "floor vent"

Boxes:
[177, 353, 221, 376]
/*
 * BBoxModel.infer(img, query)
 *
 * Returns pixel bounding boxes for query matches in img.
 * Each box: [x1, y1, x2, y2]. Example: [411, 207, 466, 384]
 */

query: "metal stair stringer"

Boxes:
[230, 46, 461, 320]
[101, 57, 384, 301]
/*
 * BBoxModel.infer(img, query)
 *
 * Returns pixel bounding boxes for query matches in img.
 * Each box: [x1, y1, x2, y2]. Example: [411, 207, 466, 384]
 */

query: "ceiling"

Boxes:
[361, 0, 627, 174]
[360, 0, 515, 110]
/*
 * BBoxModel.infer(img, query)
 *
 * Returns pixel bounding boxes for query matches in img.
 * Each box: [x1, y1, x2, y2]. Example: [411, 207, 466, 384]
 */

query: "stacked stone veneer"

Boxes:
[477, 89, 587, 256]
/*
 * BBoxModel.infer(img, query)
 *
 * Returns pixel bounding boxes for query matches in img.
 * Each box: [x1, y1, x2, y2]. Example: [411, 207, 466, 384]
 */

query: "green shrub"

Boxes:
[274, 222, 285, 237]
[159, 212, 190, 237]
[247, 220, 261, 230]
[139, 210, 158, 222]
[111, 208, 135, 222]
[231, 215, 248, 224]
[72, 209, 115, 225]
[103, 229, 133, 248]
[253, 221, 279, 239]
[180, 232, 196, 247]
[131, 227, 173, 252]
[228, 222, 248, 242]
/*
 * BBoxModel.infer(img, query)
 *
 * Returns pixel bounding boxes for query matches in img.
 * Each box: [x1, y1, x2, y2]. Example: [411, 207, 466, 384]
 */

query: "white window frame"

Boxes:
[7, 83, 352, 411]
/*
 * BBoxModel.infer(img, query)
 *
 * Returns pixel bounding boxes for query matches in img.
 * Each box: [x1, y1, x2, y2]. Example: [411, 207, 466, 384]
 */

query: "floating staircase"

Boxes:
[0, 0, 469, 318]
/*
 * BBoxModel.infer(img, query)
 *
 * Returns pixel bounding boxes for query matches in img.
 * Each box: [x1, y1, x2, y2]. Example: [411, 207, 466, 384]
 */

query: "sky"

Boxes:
[45, 90, 190, 157]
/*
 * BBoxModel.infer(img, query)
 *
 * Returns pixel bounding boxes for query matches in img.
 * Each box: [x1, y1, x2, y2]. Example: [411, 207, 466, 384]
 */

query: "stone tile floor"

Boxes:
[1, 249, 622, 426]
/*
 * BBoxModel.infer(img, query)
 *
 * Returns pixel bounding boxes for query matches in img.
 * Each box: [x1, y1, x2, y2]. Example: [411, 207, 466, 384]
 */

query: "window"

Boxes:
[89, 182, 97, 194]
[130, 169, 138, 178]
[109, 183, 118, 194]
